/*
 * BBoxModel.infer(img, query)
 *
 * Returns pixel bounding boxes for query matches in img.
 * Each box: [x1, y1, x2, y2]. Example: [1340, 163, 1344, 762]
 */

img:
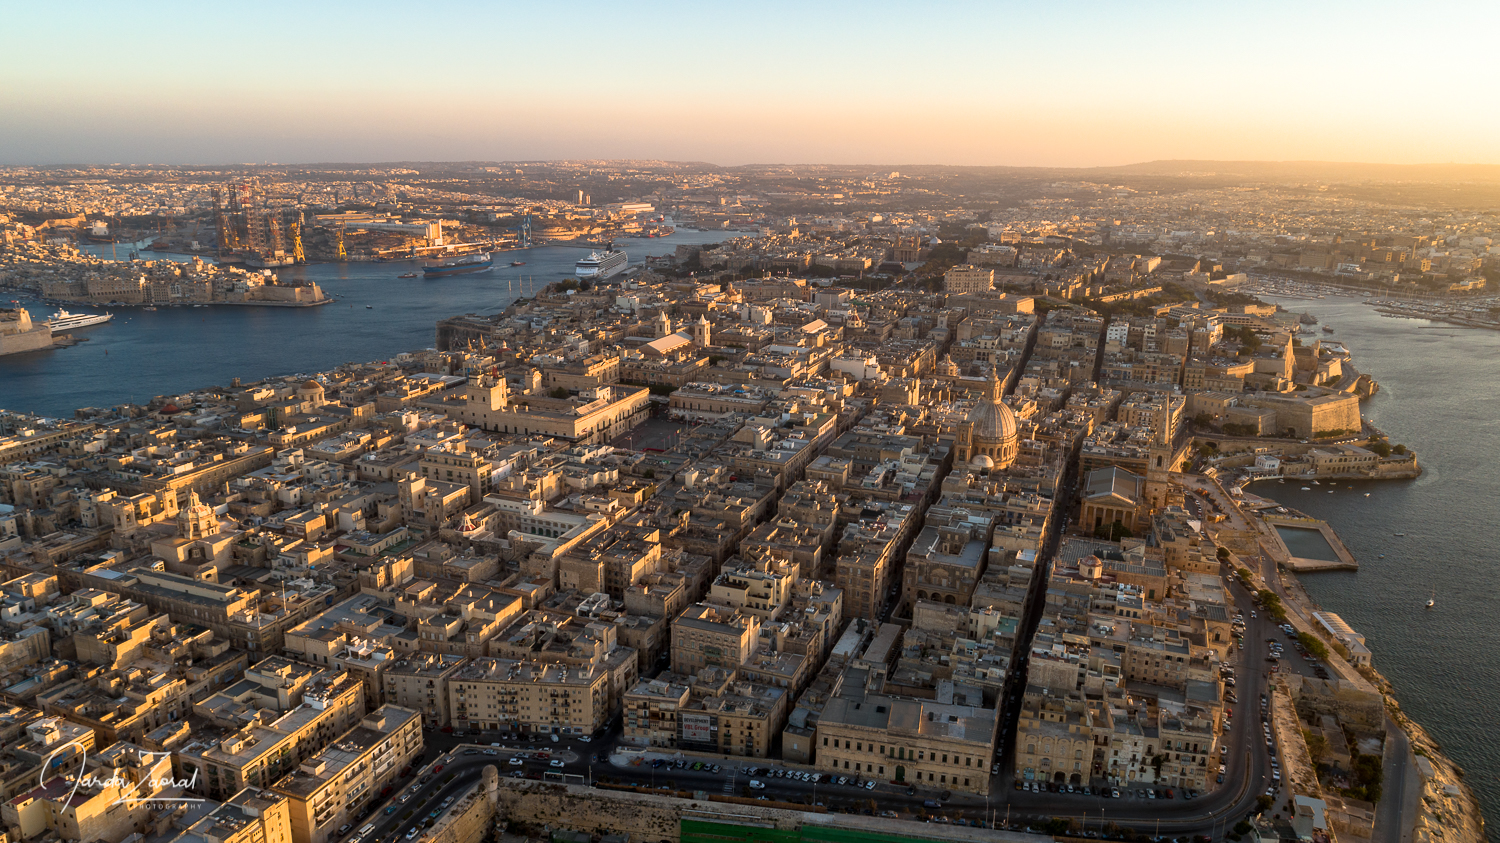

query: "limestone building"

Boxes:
[269, 705, 423, 843]
[448, 657, 612, 736]
[450, 375, 650, 445]
[944, 265, 994, 295]
[815, 670, 998, 794]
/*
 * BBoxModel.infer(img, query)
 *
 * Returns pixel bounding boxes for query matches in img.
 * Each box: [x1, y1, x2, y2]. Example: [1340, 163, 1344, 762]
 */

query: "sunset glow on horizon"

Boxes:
[3, 0, 1497, 167]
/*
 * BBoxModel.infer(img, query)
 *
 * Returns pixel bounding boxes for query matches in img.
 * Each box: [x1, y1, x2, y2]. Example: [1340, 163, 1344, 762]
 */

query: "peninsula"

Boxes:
[0, 160, 1490, 843]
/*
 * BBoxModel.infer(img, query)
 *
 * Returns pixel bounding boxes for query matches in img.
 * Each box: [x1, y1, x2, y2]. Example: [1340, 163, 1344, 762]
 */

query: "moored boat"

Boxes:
[46, 309, 113, 332]
[423, 252, 493, 278]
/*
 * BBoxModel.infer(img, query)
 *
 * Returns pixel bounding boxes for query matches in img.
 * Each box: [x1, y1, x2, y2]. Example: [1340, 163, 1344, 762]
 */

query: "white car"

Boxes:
[865, 780, 877, 790]
[549, 759, 565, 768]
[509, 757, 523, 766]
[749, 780, 766, 789]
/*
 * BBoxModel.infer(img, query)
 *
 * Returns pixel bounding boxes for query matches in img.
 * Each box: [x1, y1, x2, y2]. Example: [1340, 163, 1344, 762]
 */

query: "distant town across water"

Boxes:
[0, 229, 733, 417]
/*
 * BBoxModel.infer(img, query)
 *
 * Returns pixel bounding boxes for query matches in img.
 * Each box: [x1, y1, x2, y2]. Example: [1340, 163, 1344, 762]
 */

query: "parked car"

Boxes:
[749, 780, 765, 790]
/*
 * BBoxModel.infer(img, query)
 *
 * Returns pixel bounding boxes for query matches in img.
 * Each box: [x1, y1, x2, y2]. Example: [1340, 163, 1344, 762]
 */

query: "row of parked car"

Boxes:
[649, 758, 720, 773]
[1013, 781, 1200, 799]
[744, 766, 879, 788]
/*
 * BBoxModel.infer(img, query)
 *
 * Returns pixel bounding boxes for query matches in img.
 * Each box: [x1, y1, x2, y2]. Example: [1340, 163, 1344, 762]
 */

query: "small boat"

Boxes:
[398, 272, 418, 278]
[1301, 487, 1311, 491]
[1394, 533, 1405, 537]
[1364, 493, 1370, 497]
[366, 305, 373, 309]
[1426, 591, 1434, 609]
[511, 260, 526, 266]
[144, 306, 157, 311]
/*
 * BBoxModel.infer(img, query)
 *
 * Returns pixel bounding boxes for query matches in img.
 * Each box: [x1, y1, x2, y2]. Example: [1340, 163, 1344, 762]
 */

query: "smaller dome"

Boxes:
[971, 454, 995, 469]
[301, 380, 322, 391]
[160, 403, 181, 414]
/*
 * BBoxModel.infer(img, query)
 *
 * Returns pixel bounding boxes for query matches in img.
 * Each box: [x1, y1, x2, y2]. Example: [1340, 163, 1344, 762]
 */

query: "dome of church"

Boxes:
[971, 454, 995, 469]
[959, 367, 1020, 470]
[301, 380, 323, 391]
[968, 395, 1018, 444]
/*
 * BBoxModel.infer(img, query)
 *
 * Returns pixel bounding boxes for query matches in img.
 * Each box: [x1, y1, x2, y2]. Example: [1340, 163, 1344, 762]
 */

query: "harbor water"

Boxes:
[0, 229, 732, 416]
[1257, 294, 1500, 830]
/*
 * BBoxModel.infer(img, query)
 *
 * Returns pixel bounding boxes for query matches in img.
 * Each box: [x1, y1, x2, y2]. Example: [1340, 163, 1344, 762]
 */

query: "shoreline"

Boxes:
[1276, 565, 1488, 843]
[1246, 489, 1488, 842]
[5, 291, 331, 309]
[1200, 463, 1484, 842]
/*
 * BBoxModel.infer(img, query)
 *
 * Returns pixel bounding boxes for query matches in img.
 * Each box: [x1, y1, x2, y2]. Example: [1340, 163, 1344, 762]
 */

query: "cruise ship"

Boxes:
[576, 249, 627, 280]
[47, 309, 113, 332]
[423, 252, 493, 278]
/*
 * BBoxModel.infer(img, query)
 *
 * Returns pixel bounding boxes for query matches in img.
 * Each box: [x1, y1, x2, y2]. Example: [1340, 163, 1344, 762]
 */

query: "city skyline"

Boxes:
[4, 0, 1498, 167]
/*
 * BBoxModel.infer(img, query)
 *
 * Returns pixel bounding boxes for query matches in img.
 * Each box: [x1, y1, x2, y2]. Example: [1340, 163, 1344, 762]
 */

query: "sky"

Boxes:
[2, 0, 1496, 168]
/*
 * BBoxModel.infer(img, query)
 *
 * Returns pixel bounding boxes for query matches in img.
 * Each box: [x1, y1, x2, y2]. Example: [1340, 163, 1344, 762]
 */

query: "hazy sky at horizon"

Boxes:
[3, 0, 1496, 167]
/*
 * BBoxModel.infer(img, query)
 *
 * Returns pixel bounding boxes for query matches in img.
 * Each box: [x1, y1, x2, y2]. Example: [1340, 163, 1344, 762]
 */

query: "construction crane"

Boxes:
[213, 187, 237, 257]
[290, 214, 305, 264]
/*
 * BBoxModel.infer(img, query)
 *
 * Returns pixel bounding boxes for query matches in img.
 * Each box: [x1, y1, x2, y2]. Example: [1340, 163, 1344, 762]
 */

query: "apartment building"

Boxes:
[382, 653, 467, 728]
[181, 669, 367, 800]
[270, 705, 424, 843]
[679, 681, 787, 759]
[448, 657, 611, 736]
[4, 743, 177, 843]
[670, 603, 761, 674]
[621, 678, 690, 748]
[169, 788, 294, 843]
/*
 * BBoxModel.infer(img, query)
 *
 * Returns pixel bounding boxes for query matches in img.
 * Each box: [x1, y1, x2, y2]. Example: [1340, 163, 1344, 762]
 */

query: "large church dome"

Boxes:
[962, 368, 1020, 470]
[969, 396, 1018, 444]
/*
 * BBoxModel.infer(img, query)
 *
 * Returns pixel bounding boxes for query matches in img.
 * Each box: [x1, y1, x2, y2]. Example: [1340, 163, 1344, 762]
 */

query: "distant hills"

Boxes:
[1079, 159, 1500, 183]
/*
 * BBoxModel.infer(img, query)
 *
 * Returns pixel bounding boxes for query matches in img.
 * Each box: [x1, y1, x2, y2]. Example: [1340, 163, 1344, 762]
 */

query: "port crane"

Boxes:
[290, 213, 305, 264]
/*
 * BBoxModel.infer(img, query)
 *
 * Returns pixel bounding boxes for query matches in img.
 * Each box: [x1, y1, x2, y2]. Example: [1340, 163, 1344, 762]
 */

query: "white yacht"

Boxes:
[47, 309, 113, 332]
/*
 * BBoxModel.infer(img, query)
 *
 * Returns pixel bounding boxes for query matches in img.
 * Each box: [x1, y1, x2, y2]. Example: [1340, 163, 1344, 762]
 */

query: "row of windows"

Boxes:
[821, 736, 981, 767]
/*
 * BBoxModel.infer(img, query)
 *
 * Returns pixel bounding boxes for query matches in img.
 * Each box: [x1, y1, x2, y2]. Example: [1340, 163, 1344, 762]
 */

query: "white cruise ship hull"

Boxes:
[576, 250, 628, 280]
